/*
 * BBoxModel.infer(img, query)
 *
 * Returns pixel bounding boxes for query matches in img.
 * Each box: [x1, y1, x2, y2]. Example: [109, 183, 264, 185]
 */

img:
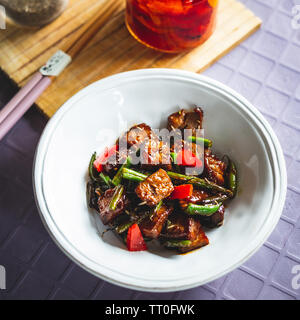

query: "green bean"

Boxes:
[112, 157, 131, 186]
[187, 136, 212, 148]
[109, 185, 124, 211]
[226, 157, 237, 197]
[164, 240, 192, 248]
[185, 203, 221, 216]
[122, 168, 148, 182]
[167, 171, 233, 197]
[99, 172, 113, 187]
[88, 152, 98, 182]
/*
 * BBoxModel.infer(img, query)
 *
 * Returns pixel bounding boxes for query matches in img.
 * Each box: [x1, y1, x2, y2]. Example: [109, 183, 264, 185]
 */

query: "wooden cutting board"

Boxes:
[0, 0, 261, 117]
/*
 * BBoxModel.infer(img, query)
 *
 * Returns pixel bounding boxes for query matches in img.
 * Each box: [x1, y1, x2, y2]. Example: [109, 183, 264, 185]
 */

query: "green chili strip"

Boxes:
[167, 171, 233, 197]
[109, 185, 124, 211]
[88, 152, 98, 182]
[164, 240, 192, 248]
[99, 172, 113, 187]
[185, 203, 221, 216]
[187, 136, 212, 148]
[112, 157, 131, 186]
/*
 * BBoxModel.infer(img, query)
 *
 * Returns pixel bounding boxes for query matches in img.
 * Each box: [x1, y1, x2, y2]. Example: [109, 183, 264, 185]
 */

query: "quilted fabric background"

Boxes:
[0, 0, 300, 300]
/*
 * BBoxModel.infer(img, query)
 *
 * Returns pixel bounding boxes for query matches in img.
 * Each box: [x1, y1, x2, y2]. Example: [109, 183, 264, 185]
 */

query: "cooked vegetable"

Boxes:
[164, 240, 192, 248]
[226, 156, 237, 197]
[99, 172, 113, 187]
[112, 157, 131, 186]
[169, 184, 193, 200]
[115, 213, 149, 234]
[167, 171, 233, 197]
[122, 168, 148, 182]
[185, 203, 222, 216]
[176, 149, 202, 167]
[93, 145, 118, 172]
[109, 185, 124, 211]
[88, 152, 98, 181]
[187, 136, 212, 148]
[87, 107, 237, 253]
[127, 224, 147, 251]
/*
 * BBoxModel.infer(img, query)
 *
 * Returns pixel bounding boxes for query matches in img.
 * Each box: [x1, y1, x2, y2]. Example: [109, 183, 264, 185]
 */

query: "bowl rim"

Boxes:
[33, 68, 287, 292]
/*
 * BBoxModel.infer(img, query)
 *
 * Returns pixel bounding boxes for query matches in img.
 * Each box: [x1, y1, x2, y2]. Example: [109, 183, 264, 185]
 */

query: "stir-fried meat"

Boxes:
[168, 109, 186, 131]
[135, 169, 174, 206]
[140, 204, 173, 239]
[103, 151, 127, 176]
[141, 138, 172, 171]
[87, 106, 238, 253]
[121, 123, 152, 151]
[162, 212, 189, 239]
[179, 189, 209, 210]
[98, 187, 129, 225]
[179, 218, 209, 253]
[168, 107, 204, 134]
[200, 204, 225, 228]
[204, 148, 226, 186]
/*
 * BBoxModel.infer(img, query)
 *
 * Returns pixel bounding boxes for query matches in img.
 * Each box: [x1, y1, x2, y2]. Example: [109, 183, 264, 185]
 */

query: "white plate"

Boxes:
[33, 69, 287, 292]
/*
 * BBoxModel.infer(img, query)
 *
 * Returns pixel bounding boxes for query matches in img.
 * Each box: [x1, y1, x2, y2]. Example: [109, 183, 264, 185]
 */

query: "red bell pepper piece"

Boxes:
[169, 184, 193, 200]
[93, 145, 118, 172]
[176, 149, 202, 167]
[127, 224, 147, 252]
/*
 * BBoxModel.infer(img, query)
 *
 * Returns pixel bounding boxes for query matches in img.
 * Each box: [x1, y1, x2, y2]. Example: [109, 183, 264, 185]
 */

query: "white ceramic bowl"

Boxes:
[33, 69, 287, 292]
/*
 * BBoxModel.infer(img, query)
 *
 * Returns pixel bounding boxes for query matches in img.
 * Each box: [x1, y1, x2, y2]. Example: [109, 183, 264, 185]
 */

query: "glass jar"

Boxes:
[0, 0, 68, 27]
[126, 0, 218, 53]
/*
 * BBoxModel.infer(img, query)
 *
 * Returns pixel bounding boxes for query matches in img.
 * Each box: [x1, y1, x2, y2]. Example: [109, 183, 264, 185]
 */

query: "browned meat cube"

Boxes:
[120, 123, 152, 151]
[168, 109, 186, 131]
[168, 107, 203, 134]
[97, 187, 128, 225]
[179, 218, 209, 253]
[162, 213, 209, 252]
[200, 204, 225, 228]
[161, 211, 189, 239]
[135, 169, 174, 206]
[204, 148, 226, 186]
[140, 205, 173, 239]
[141, 139, 172, 171]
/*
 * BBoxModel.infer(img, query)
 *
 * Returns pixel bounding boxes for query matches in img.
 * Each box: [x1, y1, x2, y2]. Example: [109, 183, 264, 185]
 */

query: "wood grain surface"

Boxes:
[0, 0, 261, 117]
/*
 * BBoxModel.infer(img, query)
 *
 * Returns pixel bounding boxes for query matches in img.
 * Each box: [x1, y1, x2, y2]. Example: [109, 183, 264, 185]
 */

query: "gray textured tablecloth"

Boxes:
[0, 0, 300, 300]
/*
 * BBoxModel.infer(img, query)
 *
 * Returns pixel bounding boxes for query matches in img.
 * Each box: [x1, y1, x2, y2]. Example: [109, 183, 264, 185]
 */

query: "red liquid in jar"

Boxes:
[126, 0, 218, 53]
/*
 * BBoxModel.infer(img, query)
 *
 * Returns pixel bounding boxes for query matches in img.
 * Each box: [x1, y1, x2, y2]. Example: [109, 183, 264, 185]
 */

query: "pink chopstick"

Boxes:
[0, 0, 121, 141]
[0, 73, 52, 141]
